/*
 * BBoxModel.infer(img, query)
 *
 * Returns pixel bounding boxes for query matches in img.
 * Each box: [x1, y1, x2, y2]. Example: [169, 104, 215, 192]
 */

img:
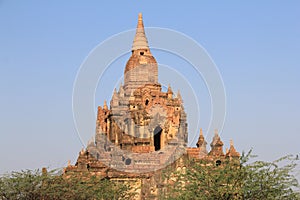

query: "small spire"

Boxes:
[103, 100, 108, 110]
[167, 84, 173, 94]
[167, 84, 173, 99]
[132, 13, 149, 51]
[112, 88, 117, 100]
[197, 128, 208, 156]
[227, 139, 240, 157]
[80, 148, 85, 155]
[177, 90, 182, 101]
[68, 160, 71, 167]
[211, 129, 222, 148]
[197, 128, 207, 148]
[208, 134, 224, 157]
[111, 89, 119, 107]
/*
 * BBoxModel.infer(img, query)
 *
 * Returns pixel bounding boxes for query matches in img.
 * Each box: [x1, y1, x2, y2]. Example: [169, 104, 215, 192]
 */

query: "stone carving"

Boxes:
[65, 13, 240, 200]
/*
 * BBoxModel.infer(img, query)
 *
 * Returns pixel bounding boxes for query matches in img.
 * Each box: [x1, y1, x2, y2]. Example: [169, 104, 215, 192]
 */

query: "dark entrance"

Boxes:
[154, 126, 162, 151]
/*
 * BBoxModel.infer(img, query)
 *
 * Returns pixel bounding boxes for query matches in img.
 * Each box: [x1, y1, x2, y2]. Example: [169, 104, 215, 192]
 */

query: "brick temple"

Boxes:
[64, 13, 240, 199]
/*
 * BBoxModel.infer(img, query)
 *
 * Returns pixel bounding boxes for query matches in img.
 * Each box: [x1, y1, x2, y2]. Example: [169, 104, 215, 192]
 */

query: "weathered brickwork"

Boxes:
[65, 13, 240, 200]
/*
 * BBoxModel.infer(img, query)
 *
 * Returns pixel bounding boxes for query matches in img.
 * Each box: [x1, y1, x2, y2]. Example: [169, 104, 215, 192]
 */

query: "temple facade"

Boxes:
[92, 13, 187, 155]
[65, 13, 240, 199]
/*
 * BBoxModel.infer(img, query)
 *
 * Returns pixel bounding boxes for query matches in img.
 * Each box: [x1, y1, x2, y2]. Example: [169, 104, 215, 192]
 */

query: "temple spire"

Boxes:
[197, 128, 208, 157]
[211, 129, 221, 148]
[208, 129, 224, 157]
[167, 84, 173, 99]
[103, 100, 108, 110]
[177, 90, 182, 102]
[196, 128, 207, 148]
[226, 139, 240, 158]
[132, 13, 149, 51]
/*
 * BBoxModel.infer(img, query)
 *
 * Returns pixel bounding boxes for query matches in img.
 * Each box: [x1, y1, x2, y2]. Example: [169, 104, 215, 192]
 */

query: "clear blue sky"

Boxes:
[0, 1, 299, 173]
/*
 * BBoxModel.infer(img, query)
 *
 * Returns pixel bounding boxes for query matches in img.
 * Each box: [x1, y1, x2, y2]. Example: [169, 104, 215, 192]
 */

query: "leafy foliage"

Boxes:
[162, 151, 300, 200]
[0, 152, 299, 199]
[0, 169, 133, 200]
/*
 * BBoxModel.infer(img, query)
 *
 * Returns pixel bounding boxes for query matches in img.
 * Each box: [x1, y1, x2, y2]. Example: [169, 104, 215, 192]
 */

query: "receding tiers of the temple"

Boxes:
[64, 13, 240, 200]
[87, 12, 188, 155]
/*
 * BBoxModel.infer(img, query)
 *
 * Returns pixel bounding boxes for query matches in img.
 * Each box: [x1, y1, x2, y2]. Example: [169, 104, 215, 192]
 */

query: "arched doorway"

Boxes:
[154, 126, 162, 151]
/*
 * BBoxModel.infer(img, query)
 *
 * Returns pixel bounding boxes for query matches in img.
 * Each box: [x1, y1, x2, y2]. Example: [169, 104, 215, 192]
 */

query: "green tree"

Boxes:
[163, 151, 300, 200]
[41, 173, 133, 200]
[0, 169, 133, 200]
[0, 169, 45, 200]
[241, 154, 299, 199]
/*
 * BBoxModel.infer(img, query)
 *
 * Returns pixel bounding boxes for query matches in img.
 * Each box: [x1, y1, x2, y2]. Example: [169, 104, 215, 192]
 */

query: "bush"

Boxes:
[162, 151, 300, 200]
